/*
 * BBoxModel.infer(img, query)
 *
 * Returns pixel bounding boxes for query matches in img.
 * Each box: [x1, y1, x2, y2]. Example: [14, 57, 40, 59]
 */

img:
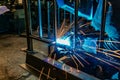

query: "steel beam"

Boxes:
[23, 0, 33, 52]
[99, 0, 107, 48]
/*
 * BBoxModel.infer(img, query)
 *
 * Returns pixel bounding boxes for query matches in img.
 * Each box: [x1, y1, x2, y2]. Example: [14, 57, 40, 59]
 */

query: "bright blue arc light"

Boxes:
[56, 38, 70, 46]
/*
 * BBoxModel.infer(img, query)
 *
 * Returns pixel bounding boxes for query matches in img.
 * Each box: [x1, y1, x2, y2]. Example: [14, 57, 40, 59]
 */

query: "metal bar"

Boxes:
[58, 7, 60, 28]
[99, 0, 107, 48]
[64, 10, 66, 24]
[26, 53, 100, 80]
[54, 0, 57, 42]
[47, 1, 51, 38]
[74, 0, 79, 48]
[20, 34, 53, 44]
[28, 0, 32, 34]
[23, 0, 33, 52]
[38, 0, 43, 38]
[70, 13, 73, 23]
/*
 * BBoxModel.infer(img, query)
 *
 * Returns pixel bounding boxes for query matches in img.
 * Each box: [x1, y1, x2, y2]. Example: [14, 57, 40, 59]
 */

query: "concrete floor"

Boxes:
[0, 34, 40, 80]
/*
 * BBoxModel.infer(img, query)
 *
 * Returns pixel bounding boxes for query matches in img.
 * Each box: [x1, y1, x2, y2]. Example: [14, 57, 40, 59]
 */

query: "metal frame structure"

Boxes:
[22, 0, 109, 79]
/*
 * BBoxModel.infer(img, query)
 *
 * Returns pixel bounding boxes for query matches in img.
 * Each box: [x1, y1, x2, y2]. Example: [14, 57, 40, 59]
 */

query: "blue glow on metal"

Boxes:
[112, 72, 119, 80]
[38, 0, 42, 38]
[91, 0, 119, 38]
[91, 0, 120, 50]
[56, 37, 70, 46]
[56, 0, 93, 20]
[82, 38, 97, 54]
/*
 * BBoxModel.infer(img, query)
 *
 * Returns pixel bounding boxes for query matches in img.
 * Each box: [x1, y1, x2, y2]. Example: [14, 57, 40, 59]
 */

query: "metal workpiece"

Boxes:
[26, 53, 100, 80]
[23, 0, 120, 80]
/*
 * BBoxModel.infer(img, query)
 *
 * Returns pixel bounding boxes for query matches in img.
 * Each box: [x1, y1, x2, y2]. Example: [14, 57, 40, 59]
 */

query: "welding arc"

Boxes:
[73, 54, 84, 67]
[70, 54, 79, 70]
[83, 52, 120, 71]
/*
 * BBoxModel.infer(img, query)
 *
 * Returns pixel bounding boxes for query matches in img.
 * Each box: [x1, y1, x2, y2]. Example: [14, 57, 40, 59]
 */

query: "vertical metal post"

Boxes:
[64, 10, 66, 25]
[58, 7, 60, 28]
[74, 0, 79, 48]
[54, 0, 57, 42]
[99, 0, 107, 48]
[28, 0, 32, 34]
[38, 0, 43, 38]
[70, 13, 73, 23]
[47, 1, 50, 38]
[23, 0, 33, 52]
